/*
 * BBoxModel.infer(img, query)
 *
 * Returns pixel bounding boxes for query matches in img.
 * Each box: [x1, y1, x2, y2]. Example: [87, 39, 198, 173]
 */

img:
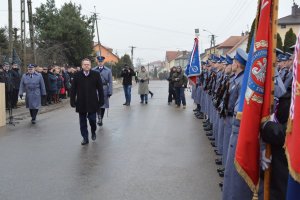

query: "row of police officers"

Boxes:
[192, 47, 293, 200]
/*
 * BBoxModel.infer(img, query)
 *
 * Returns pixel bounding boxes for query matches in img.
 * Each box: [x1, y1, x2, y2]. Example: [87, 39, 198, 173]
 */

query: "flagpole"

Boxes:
[264, 0, 279, 200]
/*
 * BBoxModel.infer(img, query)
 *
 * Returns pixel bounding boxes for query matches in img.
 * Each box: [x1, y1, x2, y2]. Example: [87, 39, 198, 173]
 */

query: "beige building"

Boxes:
[165, 51, 190, 70]
[278, 3, 300, 39]
[200, 34, 248, 61]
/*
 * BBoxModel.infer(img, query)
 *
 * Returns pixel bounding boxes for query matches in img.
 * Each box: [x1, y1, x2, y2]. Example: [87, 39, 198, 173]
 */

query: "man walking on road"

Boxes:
[120, 64, 135, 106]
[19, 64, 47, 124]
[93, 56, 113, 126]
[70, 58, 104, 145]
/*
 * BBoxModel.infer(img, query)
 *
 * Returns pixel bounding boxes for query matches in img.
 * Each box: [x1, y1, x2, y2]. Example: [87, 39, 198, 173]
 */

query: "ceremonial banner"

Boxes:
[236, 37, 255, 118]
[235, 0, 274, 198]
[286, 32, 300, 185]
[185, 37, 201, 85]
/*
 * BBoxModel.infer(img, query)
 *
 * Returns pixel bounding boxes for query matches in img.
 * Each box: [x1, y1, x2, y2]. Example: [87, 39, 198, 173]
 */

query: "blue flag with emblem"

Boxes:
[237, 37, 254, 117]
[185, 37, 201, 85]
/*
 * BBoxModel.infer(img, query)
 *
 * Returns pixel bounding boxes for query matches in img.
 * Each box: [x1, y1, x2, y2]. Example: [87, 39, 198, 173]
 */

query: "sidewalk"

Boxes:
[6, 81, 125, 121]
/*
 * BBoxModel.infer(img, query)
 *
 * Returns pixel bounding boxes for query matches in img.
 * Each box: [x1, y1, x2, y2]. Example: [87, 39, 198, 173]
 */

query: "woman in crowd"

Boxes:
[138, 66, 149, 104]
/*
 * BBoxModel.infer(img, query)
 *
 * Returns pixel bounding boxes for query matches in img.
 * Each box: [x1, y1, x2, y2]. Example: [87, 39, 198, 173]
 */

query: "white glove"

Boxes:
[260, 149, 272, 171]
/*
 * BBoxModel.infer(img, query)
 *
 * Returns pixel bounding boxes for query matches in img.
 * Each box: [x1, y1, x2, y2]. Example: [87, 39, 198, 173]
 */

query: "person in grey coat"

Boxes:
[93, 56, 113, 126]
[138, 66, 149, 104]
[19, 64, 46, 124]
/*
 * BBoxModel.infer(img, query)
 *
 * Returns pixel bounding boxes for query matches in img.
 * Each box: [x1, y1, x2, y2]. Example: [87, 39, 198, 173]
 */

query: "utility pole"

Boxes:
[211, 35, 216, 54]
[129, 46, 136, 67]
[27, 0, 36, 63]
[8, 0, 13, 62]
[203, 29, 216, 55]
[21, 0, 26, 72]
[92, 6, 101, 57]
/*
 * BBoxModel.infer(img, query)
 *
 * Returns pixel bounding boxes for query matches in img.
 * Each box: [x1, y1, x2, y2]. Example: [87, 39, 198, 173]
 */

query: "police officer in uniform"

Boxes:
[18, 64, 46, 124]
[93, 56, 113, 126]
[222, 48, 253, 200]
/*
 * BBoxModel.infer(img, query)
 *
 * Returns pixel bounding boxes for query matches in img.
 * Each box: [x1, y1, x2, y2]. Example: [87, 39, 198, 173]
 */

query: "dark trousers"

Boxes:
[168, 87, 176, 103]
[140, 94, 148, 102]
[79, 112, 96, 140]
[175, 87, 186, 106]
[29, 109, 39, 120]
[41, 95, 47, 106]
[12, 89, 19, 107]
[123, 85, 132, 104]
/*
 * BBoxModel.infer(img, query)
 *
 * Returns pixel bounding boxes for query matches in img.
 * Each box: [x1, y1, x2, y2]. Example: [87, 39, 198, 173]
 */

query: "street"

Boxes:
[0, 81, 221, 200]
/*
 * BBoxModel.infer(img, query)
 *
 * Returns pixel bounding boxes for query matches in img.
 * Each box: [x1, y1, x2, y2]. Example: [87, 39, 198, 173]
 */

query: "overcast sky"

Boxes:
[0, 0, 295, 64]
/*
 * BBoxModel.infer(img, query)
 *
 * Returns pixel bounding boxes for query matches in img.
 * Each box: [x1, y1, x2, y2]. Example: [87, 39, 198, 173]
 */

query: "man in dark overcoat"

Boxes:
[70, 58, 104, 145]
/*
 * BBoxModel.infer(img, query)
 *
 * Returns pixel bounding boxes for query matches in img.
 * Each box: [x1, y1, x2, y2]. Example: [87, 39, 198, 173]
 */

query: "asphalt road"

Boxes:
[0, 81, 221, 200]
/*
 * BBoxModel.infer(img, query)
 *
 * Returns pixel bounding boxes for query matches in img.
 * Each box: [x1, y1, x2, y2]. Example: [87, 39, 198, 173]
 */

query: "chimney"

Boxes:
[292, 2, 298, 16]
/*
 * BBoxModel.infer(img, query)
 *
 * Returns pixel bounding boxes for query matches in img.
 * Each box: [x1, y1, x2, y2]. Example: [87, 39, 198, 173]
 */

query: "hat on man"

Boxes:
[286, 52, 293, 60]
[27, 64, 36, 68]
[97, 56, 105, 62]
[3, 62, 10, 66]
[225, 55, 233, 65]
[219, 55, 226, 64]
[234, 48, 248, 66]
[290, 45, 295, 52]
[276, 48, 284, 57]
[211, 55, 220, 63]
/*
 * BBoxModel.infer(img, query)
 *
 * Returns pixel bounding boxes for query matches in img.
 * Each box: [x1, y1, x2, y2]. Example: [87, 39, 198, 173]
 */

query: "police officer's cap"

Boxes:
[286, 52, 293, 60]
[276, 48, 284, 57]
[27, 64, 36, 68]
[219, 55, 226, 64]
[97, 56, 105, 62]
[211, 55, 220, 63]
[225, 55, 233, 65]
[234, 48, 248, 66]
[290, 45, 295, 52]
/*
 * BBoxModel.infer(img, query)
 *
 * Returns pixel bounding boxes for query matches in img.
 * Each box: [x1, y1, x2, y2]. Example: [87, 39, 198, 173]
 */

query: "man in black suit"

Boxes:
[70, 58, 104, 145]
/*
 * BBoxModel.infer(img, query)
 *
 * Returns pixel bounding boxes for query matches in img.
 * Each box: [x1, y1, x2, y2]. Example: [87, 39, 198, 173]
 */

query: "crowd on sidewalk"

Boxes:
[0, 62, 80, 110]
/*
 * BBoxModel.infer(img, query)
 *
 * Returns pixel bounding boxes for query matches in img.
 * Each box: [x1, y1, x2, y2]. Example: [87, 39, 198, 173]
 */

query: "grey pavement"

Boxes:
[0, 80, 221, 200]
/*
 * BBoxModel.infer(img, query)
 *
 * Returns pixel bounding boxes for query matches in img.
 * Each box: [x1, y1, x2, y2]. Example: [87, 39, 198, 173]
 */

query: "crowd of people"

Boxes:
[0, 62, 80, 110]
[190, 47, 294, 200]
[167, 66, 188, 108]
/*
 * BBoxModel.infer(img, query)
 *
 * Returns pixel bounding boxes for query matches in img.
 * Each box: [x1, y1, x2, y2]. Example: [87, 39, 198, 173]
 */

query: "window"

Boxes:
[281, 24, 286, 29]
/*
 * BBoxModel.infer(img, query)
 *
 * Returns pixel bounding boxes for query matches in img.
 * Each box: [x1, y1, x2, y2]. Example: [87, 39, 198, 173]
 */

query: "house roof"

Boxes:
[278, 15, 300, 25]
[93, 43, 119, 59]
[166, 51, 181, 62]
[226, 35, 249, 55]
[217, 36, 248, 49]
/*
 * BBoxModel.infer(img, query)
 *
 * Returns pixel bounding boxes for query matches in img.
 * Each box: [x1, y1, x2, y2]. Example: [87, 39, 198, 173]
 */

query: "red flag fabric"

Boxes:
[286, 32, 300, 183]
[234, 0, 273, 195]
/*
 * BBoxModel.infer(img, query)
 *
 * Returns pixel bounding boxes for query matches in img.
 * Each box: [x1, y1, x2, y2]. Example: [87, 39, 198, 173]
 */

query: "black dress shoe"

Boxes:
[202, 119, 209, 124]
[208, 137, 215, 141]
[206, 133, 213, 137]
[97, 119, 103, 126]
[123, 103, 127, 105]
[196, 114, 204, 119]
[218, 171, 224, 177]
[215, 159, 222, 165]
[204, 127, 212, 131]
[31, 119, 36, 124]
[193, 108, 198, 112]
[219, 182, 223, 188]
[81, 139, 89, 145]
[91, 132, 96, 141]
[217, 168, 225, 173]
[211, 142, 216, 147]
